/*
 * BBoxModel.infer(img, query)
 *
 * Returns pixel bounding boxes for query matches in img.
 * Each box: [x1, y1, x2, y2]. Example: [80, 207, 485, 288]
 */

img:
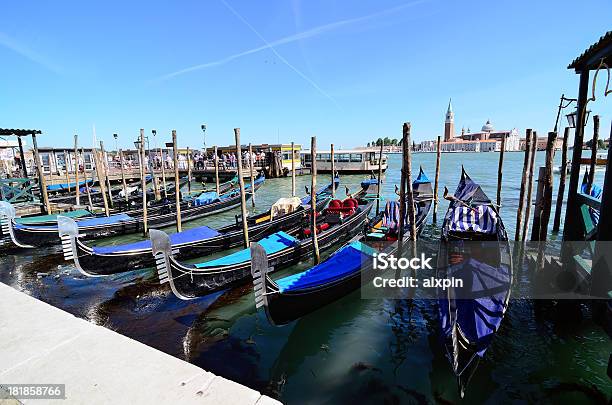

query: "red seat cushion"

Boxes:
[343, 198, 358, 208]
[318, 223, 330, 231]
[329, 199, 342, 208]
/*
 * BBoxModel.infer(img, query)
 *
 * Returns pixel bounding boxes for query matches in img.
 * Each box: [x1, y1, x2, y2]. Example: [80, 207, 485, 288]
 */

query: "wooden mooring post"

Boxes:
[433, 135, 441, 223]
[515, 129, 533, 241]
[100, 141, 114, 208]
[31, 133, 51, 214]
[92, 148, 110, 217]
[214, 146, 220, 195]
[291, 142, 296, 197]
[587, 114, 600, 194]
[119, 148, 128, 203]
[541, 131, 557, 239]
[376, 141, 384, 214]
[73, 135, 80, 206]
[331, 144, 335, 199]
[64, 150, 71, 193]
[521, 130, 538, 242]
[139, 129, 148, 235]
[160, 146, 168, 198]
[405, 124, 416, 241]
[496, 133, 507, 207]
[398, 123, 416, 242]
[81, 148, 93, 207]
[187, 147, 192, 195]
[234, 129, 249, 247]
[249, 143, 256, 207]
[552, 127, 570, 232]
[171, 130, 182, 233]
[310, 136, 320, 265]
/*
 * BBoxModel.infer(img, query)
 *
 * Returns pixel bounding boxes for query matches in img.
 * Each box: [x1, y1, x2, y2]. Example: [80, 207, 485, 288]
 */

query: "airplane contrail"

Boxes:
[0, 31, 62, 74]
[153, 0, 427, 83]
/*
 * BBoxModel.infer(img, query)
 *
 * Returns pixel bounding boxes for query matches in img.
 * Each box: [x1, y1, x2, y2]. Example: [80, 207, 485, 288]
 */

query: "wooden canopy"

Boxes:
[568, 31, 612, 72]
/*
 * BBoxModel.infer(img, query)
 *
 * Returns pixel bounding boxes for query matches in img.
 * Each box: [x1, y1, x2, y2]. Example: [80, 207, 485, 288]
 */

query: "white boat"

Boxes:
[300, 148, 387, 174]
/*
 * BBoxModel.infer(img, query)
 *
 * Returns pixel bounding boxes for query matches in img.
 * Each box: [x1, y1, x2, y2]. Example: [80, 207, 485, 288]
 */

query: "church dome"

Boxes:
[481, 119, 494, 132]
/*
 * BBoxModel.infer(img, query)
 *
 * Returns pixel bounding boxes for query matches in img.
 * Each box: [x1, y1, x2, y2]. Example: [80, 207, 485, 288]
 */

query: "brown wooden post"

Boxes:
[433, 135, 442, 223]
[330, 144, 335, 199]
[63, 150, 71, 193]
[291, 142, 296, 197]
[553, 127, 570, 232]
[172, 130, 181, 233]
[187, 147, 192, 195]
[536, 131, 557, 241]
[496, 133, 507, 207]
[398, 124, 408, 242]
[145, 144, 160, 202]
[530, 166, 546, 241]
[376, 141, 384, 214]
[119, 149, 128, 202]
[587, 114, 599, 194]
[139, 129, 148, 235]
[404, 124, 417, 241]
[73, 135, 80, 206]
[515, 129, 533, 241]
[160, 146, 168, 198]
[248, 143, 256, 206]
[92, 148, 110, 216]
[234, 129, 249, 247]
[81, 148, 93, 207]
[214, 146, 220, 195]
[31, 133, 51, 214]
[564, 70, 590, 241]
[521, 130, 537, 242]
[310, 136, 320, 264]
[100, 141, 115, 208]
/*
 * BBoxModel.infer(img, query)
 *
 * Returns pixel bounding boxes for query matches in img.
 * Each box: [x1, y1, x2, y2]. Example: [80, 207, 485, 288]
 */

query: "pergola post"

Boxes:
[563, 69, 590, 241]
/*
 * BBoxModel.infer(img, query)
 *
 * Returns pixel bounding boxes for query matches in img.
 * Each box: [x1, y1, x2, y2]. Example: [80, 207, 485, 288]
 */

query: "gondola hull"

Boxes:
[153, 197, 373, 299]
[65, 197, 330, 276]
[3, 178, 264, 248]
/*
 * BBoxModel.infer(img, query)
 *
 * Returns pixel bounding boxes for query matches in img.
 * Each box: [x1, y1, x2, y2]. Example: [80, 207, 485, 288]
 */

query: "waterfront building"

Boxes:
[439, 101, 520, 152]
[300, 148, 387, 173]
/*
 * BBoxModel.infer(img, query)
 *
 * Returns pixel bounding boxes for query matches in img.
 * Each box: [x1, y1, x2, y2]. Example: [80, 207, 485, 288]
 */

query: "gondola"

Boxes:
[0, 174, 265, 248]
[252, 167, 433, 326]
[150, 182, 375, 300]
[436, 168, 512, 398]
[57, 180, 338, 276]
[46, 179, 93, 193]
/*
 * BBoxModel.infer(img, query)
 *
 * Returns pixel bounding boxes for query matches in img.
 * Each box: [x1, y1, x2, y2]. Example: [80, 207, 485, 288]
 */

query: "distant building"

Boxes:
[438, 101, 520, 152]
[519, 137, 565, 151]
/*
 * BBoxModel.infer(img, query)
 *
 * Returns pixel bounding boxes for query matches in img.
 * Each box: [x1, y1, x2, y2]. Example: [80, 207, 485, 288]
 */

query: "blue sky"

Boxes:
[1, 0, 610, 149]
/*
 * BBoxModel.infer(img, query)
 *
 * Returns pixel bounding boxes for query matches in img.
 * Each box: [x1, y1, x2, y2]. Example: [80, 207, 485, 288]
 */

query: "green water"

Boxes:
[1, 152, 610, 404]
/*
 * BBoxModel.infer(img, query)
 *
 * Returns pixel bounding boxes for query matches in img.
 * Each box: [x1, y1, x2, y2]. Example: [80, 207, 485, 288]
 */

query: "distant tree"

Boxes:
[597, 139, 605, 149]
[366, 142, 370, 147]
[390, 139, 398, 146]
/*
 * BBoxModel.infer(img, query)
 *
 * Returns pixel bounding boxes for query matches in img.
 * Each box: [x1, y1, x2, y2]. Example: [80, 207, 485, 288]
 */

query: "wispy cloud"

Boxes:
[0, 32, 62, 74]
[153, 0, 427, 83]
[219, 0, 340, 107]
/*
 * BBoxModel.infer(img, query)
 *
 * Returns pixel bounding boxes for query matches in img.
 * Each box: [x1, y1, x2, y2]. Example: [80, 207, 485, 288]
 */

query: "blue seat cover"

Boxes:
[14, 213, 133, 230]
[276, 241, 375, 292]
[92, 226, 221, 254]
[194, 231, 297, 268]
[193, 191, 219, 206]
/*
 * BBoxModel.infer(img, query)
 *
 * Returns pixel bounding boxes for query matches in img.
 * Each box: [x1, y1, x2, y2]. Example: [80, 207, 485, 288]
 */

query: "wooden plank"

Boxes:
[553, 127, 570, 232]
[433, 135, 441, 223]
[235, 129, 249, 247]
[515, 129, 533, 241]
[311, 136, 320, 264]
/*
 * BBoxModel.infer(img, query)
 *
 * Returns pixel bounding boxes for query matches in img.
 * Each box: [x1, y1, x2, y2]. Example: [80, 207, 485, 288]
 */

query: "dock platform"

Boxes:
[0, 282, 280, 405]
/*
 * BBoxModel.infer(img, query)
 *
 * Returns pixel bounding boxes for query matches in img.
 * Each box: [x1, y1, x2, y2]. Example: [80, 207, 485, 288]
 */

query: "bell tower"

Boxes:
[444, 99, 454, 142]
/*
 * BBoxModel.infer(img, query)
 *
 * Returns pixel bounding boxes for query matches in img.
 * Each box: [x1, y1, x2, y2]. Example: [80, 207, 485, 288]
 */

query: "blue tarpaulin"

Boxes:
[276, 241, 376, 292]
[92, 226, 221, 254]
[194, 231, 297, 268]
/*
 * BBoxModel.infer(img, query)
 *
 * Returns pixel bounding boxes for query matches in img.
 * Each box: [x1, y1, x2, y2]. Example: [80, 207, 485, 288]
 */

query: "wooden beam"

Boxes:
[73, 135, 80, 206]
[81, 148, 93, 207]
[248, 143, 256, 207]
[376, 141, 383, 214]
[433, 135, 441, 223]
[31, 133, 51, 214]
[92, 148, 110, 216]
[140, 129, 148, 235]
[553, 127, 570, 232]
[172, 130, 181, 233]
[235, 129, 249, 247]
[100, 141, 114, 208]
[587, 114, 599, 194]
[515, 129, 533, 241]
[521, 130, 537, 242]
[564, 69, 590, 241]
[291, 142, 296, 197]
[330, 144, 335, 199]
[310, 136, 320, 264]
[496, 133, 506, 207]
[214, 146, 220, 196]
